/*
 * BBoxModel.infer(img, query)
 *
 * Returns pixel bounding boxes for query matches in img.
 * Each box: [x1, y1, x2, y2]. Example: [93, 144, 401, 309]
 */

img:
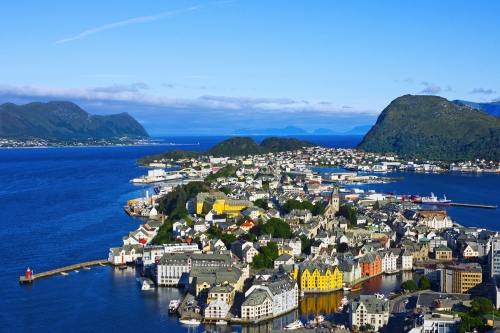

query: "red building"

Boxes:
[359, 252, 382, 276]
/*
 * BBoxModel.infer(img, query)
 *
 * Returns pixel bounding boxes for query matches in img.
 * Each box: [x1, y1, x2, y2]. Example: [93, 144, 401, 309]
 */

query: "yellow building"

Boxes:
[278, 245, 294, 257]
[292, 263, 343, 292]
[196, 191, 252, 217]
[441, 265, 482, 294]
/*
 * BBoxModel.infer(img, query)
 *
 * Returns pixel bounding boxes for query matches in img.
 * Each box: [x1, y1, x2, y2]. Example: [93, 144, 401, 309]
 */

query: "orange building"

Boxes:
[359, 252, 382, 277]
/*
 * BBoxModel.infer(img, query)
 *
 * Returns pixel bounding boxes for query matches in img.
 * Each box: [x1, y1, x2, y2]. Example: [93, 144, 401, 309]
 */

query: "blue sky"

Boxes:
[1, 1, 499, 135]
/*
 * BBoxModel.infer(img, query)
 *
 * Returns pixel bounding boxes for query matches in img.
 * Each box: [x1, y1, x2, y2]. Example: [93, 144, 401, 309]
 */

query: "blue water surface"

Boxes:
[1, 135, 499, 332]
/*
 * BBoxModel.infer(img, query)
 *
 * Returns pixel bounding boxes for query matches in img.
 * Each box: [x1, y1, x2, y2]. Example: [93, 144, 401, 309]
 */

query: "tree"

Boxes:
[401, 280, 418, 292]
[220, 187, 232, 195]
[299, 235, 310, 252]
[338, 242, 349, 253]
[260, 218, 291, 238]
[418, 276, 431, 290]
[470, 297, 493, 317]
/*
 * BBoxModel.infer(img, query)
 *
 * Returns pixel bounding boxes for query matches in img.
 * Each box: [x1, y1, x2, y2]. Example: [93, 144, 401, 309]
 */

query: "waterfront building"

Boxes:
[155, 252, 190, 286]
[189, 265, 244, 298]
[359, 252, 382, 277]
[204, 298, 230, 320]
[155, 251, 232, 287]
[380, 250, 397, 273]
[142, 243, 199, 266]
[107, 244, 143, 265]
[240, 289, 273, 320]
[337, 258, 362, 285]
[291, 262, 342, 292]
[349, 295, 389, 332]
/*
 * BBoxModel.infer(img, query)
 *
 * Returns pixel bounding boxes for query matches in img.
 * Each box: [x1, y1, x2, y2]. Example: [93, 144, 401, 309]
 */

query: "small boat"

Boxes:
[83, 267, 91, 270]
[98, 263, 105, 266]
[342, 286, 351, 291]
[118, 265, 127, 270]
[74, 270, 79, 273]
[169, 300, 181, 314]
[350, 285, 361, 292]
[284, 320, 304, 330]
[61, 272, 68, 276]
[215, 320, 228, 325]
[179, 318, 201, 325]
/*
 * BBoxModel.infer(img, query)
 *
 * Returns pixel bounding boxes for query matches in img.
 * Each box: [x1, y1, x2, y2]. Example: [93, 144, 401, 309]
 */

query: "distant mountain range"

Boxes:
[0, 101, 149, 140]
[452, 100, 500, 117]
[231, 125, 372, 135]
[357, 95, 500, 161]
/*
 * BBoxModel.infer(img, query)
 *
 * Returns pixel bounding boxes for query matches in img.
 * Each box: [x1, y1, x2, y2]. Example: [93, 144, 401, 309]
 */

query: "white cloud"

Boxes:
[0, 83, 379, 116]
[420, 85, 441, 94]
[469, 88, 497, 95]
[55, 6, 200, 44]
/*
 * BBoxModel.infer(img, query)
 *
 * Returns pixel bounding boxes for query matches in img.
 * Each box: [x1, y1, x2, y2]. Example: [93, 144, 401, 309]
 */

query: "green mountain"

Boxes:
[206, 137, 268, 157]
[260, 137, 316, 152]
[357, 95, 500, 161]
[0, 101, 149, 140]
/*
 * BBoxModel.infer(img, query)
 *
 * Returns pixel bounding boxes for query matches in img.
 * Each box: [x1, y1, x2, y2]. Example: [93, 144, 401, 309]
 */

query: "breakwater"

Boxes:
[450, 202, 498, 209]
[19, 259, 108, 283]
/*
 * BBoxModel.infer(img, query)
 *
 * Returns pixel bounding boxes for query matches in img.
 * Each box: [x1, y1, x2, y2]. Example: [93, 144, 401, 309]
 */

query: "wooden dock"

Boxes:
[19, 259, 108, 284]
[450, 203, 498, 209]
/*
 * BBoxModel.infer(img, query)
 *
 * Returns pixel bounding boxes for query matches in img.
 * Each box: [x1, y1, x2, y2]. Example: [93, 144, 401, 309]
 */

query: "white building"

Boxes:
[142, 243, 200, 266]
[204, 299, 230, 319]
[108, 244, 143, 265]
[381, 250, 397, 273]
[241, 275, 298, 319]
[349, 295, 389, 331]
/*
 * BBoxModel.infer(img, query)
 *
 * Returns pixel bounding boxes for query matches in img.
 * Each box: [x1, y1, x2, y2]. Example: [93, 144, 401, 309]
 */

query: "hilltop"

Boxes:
[0, 101, 149, 140]
[138, 137, 316, 163]
[357, 95, 500, 161]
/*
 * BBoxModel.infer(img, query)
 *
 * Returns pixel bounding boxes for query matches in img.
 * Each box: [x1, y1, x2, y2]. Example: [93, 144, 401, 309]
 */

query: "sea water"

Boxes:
[1, 135, 499, 332]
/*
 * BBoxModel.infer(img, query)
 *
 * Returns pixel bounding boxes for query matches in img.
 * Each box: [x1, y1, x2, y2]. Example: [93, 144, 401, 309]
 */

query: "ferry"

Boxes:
[421, 192, 451, 206]
[169, 300, 181, 314]
[284, 320, 304, 330]
[130, 169, 185, 184]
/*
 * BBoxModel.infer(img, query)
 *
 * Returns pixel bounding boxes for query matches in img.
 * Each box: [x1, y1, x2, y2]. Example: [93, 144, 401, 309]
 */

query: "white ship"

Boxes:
[130, 169, 184, 184]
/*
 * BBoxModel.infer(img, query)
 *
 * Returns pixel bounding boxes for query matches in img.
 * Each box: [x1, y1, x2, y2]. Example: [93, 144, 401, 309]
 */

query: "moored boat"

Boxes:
[284, 319, 304, 330]
[421, 192, 451, 206]
[60, 272, 68, 276]
[342, 286, 351, 291]
[350, 285, 361, 292]
[215, 320, 228, 325]
[179, 318, 201, 325]
[169, 300, 181, 314]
